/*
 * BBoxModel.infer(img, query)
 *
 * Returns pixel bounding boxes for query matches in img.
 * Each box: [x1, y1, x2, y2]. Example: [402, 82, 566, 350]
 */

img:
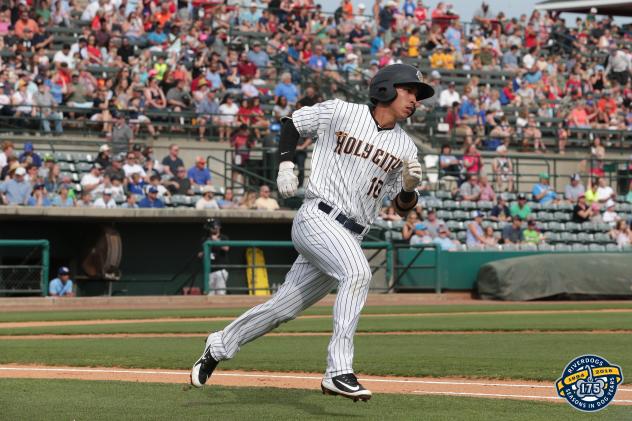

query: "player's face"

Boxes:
[392, 86, 419, 121]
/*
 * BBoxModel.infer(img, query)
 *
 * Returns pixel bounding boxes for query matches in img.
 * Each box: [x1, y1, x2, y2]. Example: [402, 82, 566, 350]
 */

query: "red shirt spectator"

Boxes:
[237, 59, 257, 78]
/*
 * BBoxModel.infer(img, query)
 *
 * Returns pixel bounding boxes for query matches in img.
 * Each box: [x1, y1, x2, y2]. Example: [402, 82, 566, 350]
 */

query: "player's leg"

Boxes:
[216, 269, 227, 296]
[207, 255, 334, 361]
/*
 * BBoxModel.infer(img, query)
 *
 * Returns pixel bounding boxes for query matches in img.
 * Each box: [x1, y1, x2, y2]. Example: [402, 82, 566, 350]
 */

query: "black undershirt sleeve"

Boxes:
[278, 118, 300, 161]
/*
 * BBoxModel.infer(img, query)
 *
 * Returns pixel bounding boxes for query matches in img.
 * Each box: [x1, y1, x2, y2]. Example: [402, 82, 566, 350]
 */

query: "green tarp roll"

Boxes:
[477, 254, 632, 301]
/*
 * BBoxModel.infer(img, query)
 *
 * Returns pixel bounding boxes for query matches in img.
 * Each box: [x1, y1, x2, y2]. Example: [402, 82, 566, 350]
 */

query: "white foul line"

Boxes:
[0, 367, 630, 394]
[413, 391, 632, 403]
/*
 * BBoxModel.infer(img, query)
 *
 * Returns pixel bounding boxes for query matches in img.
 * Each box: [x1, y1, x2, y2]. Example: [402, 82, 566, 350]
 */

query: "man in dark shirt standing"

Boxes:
[201, 219, 230, 295]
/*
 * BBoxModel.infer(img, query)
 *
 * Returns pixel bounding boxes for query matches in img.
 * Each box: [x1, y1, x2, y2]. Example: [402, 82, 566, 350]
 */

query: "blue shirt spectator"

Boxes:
[0, 168, 32, 205]
[138, 187, 165, 208]
[27, 185, 52, 207]
[274, 76, 299, 103]
[247, 44, 270, 68]
[459, 98, 477, 119]
[308, 54, 327, 71]
[19, 142, 42, 167]
[147, 28, 167, 46]
[524, 70, 542, 84]
[188, 159, 212, 185]
[240, 5, 261, 27]
[444, 26, 462, 53]
[49, 266, 74, 297]
[532, 174, 557, 204]
[370, 34, 384, 56]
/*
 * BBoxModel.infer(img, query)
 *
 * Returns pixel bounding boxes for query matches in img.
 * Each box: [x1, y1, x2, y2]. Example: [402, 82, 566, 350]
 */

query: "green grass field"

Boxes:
[1, 302, 631, 420]
[1, 379, 629, 421]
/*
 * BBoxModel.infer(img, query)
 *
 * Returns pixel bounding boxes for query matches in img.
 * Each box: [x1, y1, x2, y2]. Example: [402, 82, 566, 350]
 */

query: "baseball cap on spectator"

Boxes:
[517, 193, 527, 200]
[148, 186, 159, 194]
[24, 142, 33, 152]
[103, 188, 113, 195]
[414, 223, 427, 230]
[538, 172, 550, 180]
[14, 167, 26, 176]
[570, 173, 581, 181]
[132, 144, 142, 152]
[427, 208, 435, 214]
[606, 199, 615, 208]
[202, 185, 215, 194]
[58, 266, 70, 275]
[496, 145, 507, 153]
[431, 70, 441, 80]
[472, 210, 484, 218]
[99, 144, 111, 153]
[527, 219, 536, 226]
[114, 153, 125, 162]
[33, 183, 45, 190]
[448, 81, 456, 87]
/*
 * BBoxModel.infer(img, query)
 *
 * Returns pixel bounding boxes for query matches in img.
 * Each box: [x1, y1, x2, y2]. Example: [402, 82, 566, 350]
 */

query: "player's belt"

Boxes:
[317, 202, 366, 235]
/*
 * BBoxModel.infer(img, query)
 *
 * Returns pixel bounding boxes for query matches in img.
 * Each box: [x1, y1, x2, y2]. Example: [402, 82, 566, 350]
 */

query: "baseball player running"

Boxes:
[191, 64, 434, 401]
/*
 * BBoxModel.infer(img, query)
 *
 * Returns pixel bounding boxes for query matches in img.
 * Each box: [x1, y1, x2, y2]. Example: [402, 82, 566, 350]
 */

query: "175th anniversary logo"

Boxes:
[556, 354, 624, 412]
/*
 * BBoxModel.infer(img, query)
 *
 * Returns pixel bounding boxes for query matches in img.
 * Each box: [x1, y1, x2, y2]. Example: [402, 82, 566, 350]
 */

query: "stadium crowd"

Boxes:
[0, 0, 631, 248]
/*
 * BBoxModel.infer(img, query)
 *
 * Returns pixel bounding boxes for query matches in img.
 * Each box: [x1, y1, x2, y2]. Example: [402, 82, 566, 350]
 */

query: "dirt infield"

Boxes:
[0, 364, 630, 405]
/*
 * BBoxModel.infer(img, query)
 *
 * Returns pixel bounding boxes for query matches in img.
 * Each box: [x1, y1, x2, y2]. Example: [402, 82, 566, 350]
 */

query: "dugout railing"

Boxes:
[202, 240, 393, 295]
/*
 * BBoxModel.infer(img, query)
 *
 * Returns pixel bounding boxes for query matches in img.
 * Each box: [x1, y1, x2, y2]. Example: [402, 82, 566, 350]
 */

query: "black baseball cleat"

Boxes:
[190, 335, 219, 388]
[321, 373, 372, 402]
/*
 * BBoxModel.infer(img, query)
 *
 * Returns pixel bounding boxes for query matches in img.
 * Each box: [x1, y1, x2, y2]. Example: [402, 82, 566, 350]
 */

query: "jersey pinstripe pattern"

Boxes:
[206, 99, 418, 380]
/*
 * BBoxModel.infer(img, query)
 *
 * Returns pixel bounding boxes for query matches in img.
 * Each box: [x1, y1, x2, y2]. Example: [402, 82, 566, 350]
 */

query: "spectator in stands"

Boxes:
[459, 174, 481, 201]
[501, 45, 520, 70]
[572, 194, 593, 223]
[610, 220, 631, 249]
[248, 41, 270, 70]
[439, 82, 460, 108]
[255, 184, 280, 211]
[161, 145, 183, 177]
[466, 211, 486, 248]
[531, 173, 557, 205]
[66, 72, 93, 109]
[188, 156, 212, 187]
[94, 188, 117, 208]
[49, 266, 74, 297]
[602, 199, 620, 227]
[33, 81, 62, 135]
[438, 144, 462, 180]
[424, 208, 444, 238]
[478, 176, 496, 202]
[165, 166, 192, 196]
[195, 186, 220, 210]
[510, 193, 532, 220]
[0, 141, 14, 170]
[462, 144, 481, 175]
[239, 190, 258, 210]
[27, 183, 51, 207]
[564, 173, 585, 203]
[105, 154, 125, 181]
[400, 211, 419, 241]
[489, 116, 513, 148]
[95, 145, 111, 169]
[138, 186, 165, 208]
[523, 219, 544, 245]
[52, 185, 75, 208]
[110, 111, 134, 155]
[19, 143, 42, 168]
[274, 73, 299, 105]
[502, 215, 524, 244]
[491, 145, 513, 192]
[145, 175, 168, 199]
[490, 196, 510, 222]
[433, 225, 460, 251]
[521, 114, 545, 153]
[127, 172, 146, 195]
[410, 223, 433, 245]
[166, 79, 191, 127]
[218, 188, 238, 209]
[70, 187, 90, 207]
[144, 77, 167, 111]
[446, 101, 475, 146]
[595, 176, 615, 204]
[121, 194, 138, 209]
[80, 164, 103, 194]
[605, 46, 631, 87]
[218, 94, 239, 142]
[482, 226, 498, 246]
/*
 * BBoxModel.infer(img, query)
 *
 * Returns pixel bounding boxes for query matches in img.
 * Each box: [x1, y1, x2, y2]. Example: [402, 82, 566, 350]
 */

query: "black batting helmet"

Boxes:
[369, 64, 435, 105]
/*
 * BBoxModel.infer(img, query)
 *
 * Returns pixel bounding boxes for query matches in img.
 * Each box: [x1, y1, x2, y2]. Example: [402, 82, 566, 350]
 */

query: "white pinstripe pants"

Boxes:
[207, 200, 372, 378]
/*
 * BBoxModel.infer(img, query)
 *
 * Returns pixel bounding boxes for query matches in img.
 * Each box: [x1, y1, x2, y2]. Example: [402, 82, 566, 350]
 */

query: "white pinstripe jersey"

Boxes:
[291, 99, 418, 226]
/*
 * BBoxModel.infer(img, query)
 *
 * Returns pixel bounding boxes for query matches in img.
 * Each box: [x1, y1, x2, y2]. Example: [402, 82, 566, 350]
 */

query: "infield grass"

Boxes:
[2, 311, 631, 336]
[2, 334, 631, 381]
[1, 302, 632, 323]
[0, 379, 629, 421]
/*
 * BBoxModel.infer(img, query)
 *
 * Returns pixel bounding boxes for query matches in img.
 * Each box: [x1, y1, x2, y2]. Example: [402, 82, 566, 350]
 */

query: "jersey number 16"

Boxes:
[367, 177, 384, 198]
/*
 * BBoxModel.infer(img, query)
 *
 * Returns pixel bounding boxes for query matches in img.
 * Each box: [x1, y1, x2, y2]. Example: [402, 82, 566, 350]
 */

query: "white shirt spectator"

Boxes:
[603, 209, 619, 226]
[218, 102, 239, 125]
[123, 164, 146, 178]
[93, 197, 117, 208]
[196, 196, 220, 210]
[241, 82, 259, 98]
[81, 173, 102, 187]
[522, 53, 535, 69]
[439, 88, 460, 108]
[597, 186, 614, 202]
[53, 50, 74, 68]
[81, 1, 101, 21]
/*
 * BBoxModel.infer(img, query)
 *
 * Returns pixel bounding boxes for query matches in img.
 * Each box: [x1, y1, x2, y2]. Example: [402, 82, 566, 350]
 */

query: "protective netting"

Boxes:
[0, 266, 43, 293]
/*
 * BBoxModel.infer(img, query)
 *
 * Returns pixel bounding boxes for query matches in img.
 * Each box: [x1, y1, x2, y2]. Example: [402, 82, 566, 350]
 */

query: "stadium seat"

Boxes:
[456, 231, 467, 241]
[446, 220, 463, 231]
[501, 243, 519, 251]
[581, 222, 597, 232]
[545, 232, 561, 242]
[391, 220, 405, 230]
[576, 233, 594, 243]
[460, 200, 476, 210]
[554, 244, 571, 251]
[554, 212, 571, 221]
[453, 210, 468, 220]
[588, 244, 606, 252]
[565, 222, 581, 232]
[571, 244, 588, 252]
[384, 231, 403, 241]
[560, 232, 577, 243]
[519, 243, 538, 251]
[442, 200, 457, 210]
[372, 219, 392, 230]
[594, 233, 612, 243]
[537, 243, 554, 251]
[437, 210, 452, 220]
[557, 203, 573, 212]
[606, 244, 620, 252]
[548, 222, 564, 231]
[528, 202, 540, 211]
[435, 190, 452, 199]
[478, 200, 493, 210]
